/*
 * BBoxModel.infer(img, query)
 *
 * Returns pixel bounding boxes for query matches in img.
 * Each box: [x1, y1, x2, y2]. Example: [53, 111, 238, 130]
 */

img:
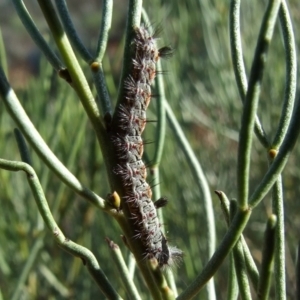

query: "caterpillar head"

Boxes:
[157, 236, 183, 269]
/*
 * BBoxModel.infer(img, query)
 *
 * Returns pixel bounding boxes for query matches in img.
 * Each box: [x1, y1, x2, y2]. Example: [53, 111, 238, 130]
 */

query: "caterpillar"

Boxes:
[112, 25, 182, 268]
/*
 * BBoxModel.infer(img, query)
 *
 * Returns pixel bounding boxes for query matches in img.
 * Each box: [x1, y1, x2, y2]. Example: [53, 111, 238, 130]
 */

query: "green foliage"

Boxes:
[0, 0, 300, 299]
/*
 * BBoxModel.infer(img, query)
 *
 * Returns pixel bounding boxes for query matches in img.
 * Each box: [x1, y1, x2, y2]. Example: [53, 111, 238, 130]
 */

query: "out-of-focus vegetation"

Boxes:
[0, 0, 299, 299]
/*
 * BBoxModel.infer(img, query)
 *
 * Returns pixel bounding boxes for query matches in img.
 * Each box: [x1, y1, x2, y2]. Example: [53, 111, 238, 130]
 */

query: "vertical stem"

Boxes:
[272, 177, 286, 299]
[272, 1, 297, 148]
[257, 215, 277, 300]
[227, 254, 238, 300]
[165, 101, 216, 299]
[237, 0, 281, 209]
[229, 0, 269, 148]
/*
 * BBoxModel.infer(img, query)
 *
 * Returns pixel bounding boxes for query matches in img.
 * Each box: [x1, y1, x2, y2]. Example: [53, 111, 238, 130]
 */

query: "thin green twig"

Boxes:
[54, 0, 93, 62]
[92, 0, 113, 116]
[96, 0, 113, 62]
[14, 128, 32, 165]
[0, 68, 107, 211]
[152, 59, 166, 166]
[165, 101, 216, 299]
[0, 158, 122, 300]
[232, 241, 252, 300]
[227, 254, 238, 300]
[257, 215, 277, 300]
[37, 0, 104, 135]
[216, 190, 259, 288]
[106, 239, 141, 300]
[54, 0, 112, 116]
[12, 0, 63, 71]
[237, 0, 281, 209]
[127, 253, 136, 280]
[165, 101, 215, 255]
[229, 0, 269, 148]
[272, 177, 286, 300]
[90, 62, 113, 117]
[241, 238, 259, 289]
[177, 207, 251, 300]
[249, 93, 300, 208]
[165, 100, 215, 257]
[272, 1, 297, 148]
[230, 201, 252, 300]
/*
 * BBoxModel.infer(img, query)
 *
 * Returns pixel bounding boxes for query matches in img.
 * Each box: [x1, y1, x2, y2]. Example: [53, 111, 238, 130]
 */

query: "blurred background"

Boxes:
[0, 0, 300, 299]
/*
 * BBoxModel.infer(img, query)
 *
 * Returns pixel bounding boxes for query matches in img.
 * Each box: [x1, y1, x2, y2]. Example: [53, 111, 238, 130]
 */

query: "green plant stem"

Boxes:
[37, 0, 104, 131]
[229, 0, 269, 148]
[36, 0, 117, 196]
[54, 0, 112, 116]
[237, 0, 281, 209]
[216, 191, 259, 288]
[51, 113, 87, 219]
[272, 177, 286, 300]
[230, 201, 251, 300]
[272, 1, 297, 148]
[0, 73, 107, 211]
[11, 236, 44, 300]
[96, 0, 113, 62]
[165, 101, 215, 255]
[91, 65, 113, 117]
[165, 269, 178, 298]
[257, 215, 277, 300]
[147, 260, 175, 300]
[54, 0, 93, 62]
[61, 239, 121, 300]
[152, 60, 166, 166]
[249, 93, 300, 208]
[92, 0, 113, 116]
[0, 158, 121, 300]
[217, 190, 231, 225]
[232, 241, 251, 300]
[150, 167, 164, 231]
[227, 254, 238, 300]
[106, 239, 141, 300]
[14, 128, 32, 165]
[241, 238, 259, 289]
[177, 207, 251, 300]
[165, 101, 216, 299]
[127, 253, 136, 279]
[11, 0, 63, 71]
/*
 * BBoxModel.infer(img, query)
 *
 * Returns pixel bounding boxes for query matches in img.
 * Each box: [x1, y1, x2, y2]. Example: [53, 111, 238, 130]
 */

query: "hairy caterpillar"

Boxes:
[112, 25, 182, 268]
